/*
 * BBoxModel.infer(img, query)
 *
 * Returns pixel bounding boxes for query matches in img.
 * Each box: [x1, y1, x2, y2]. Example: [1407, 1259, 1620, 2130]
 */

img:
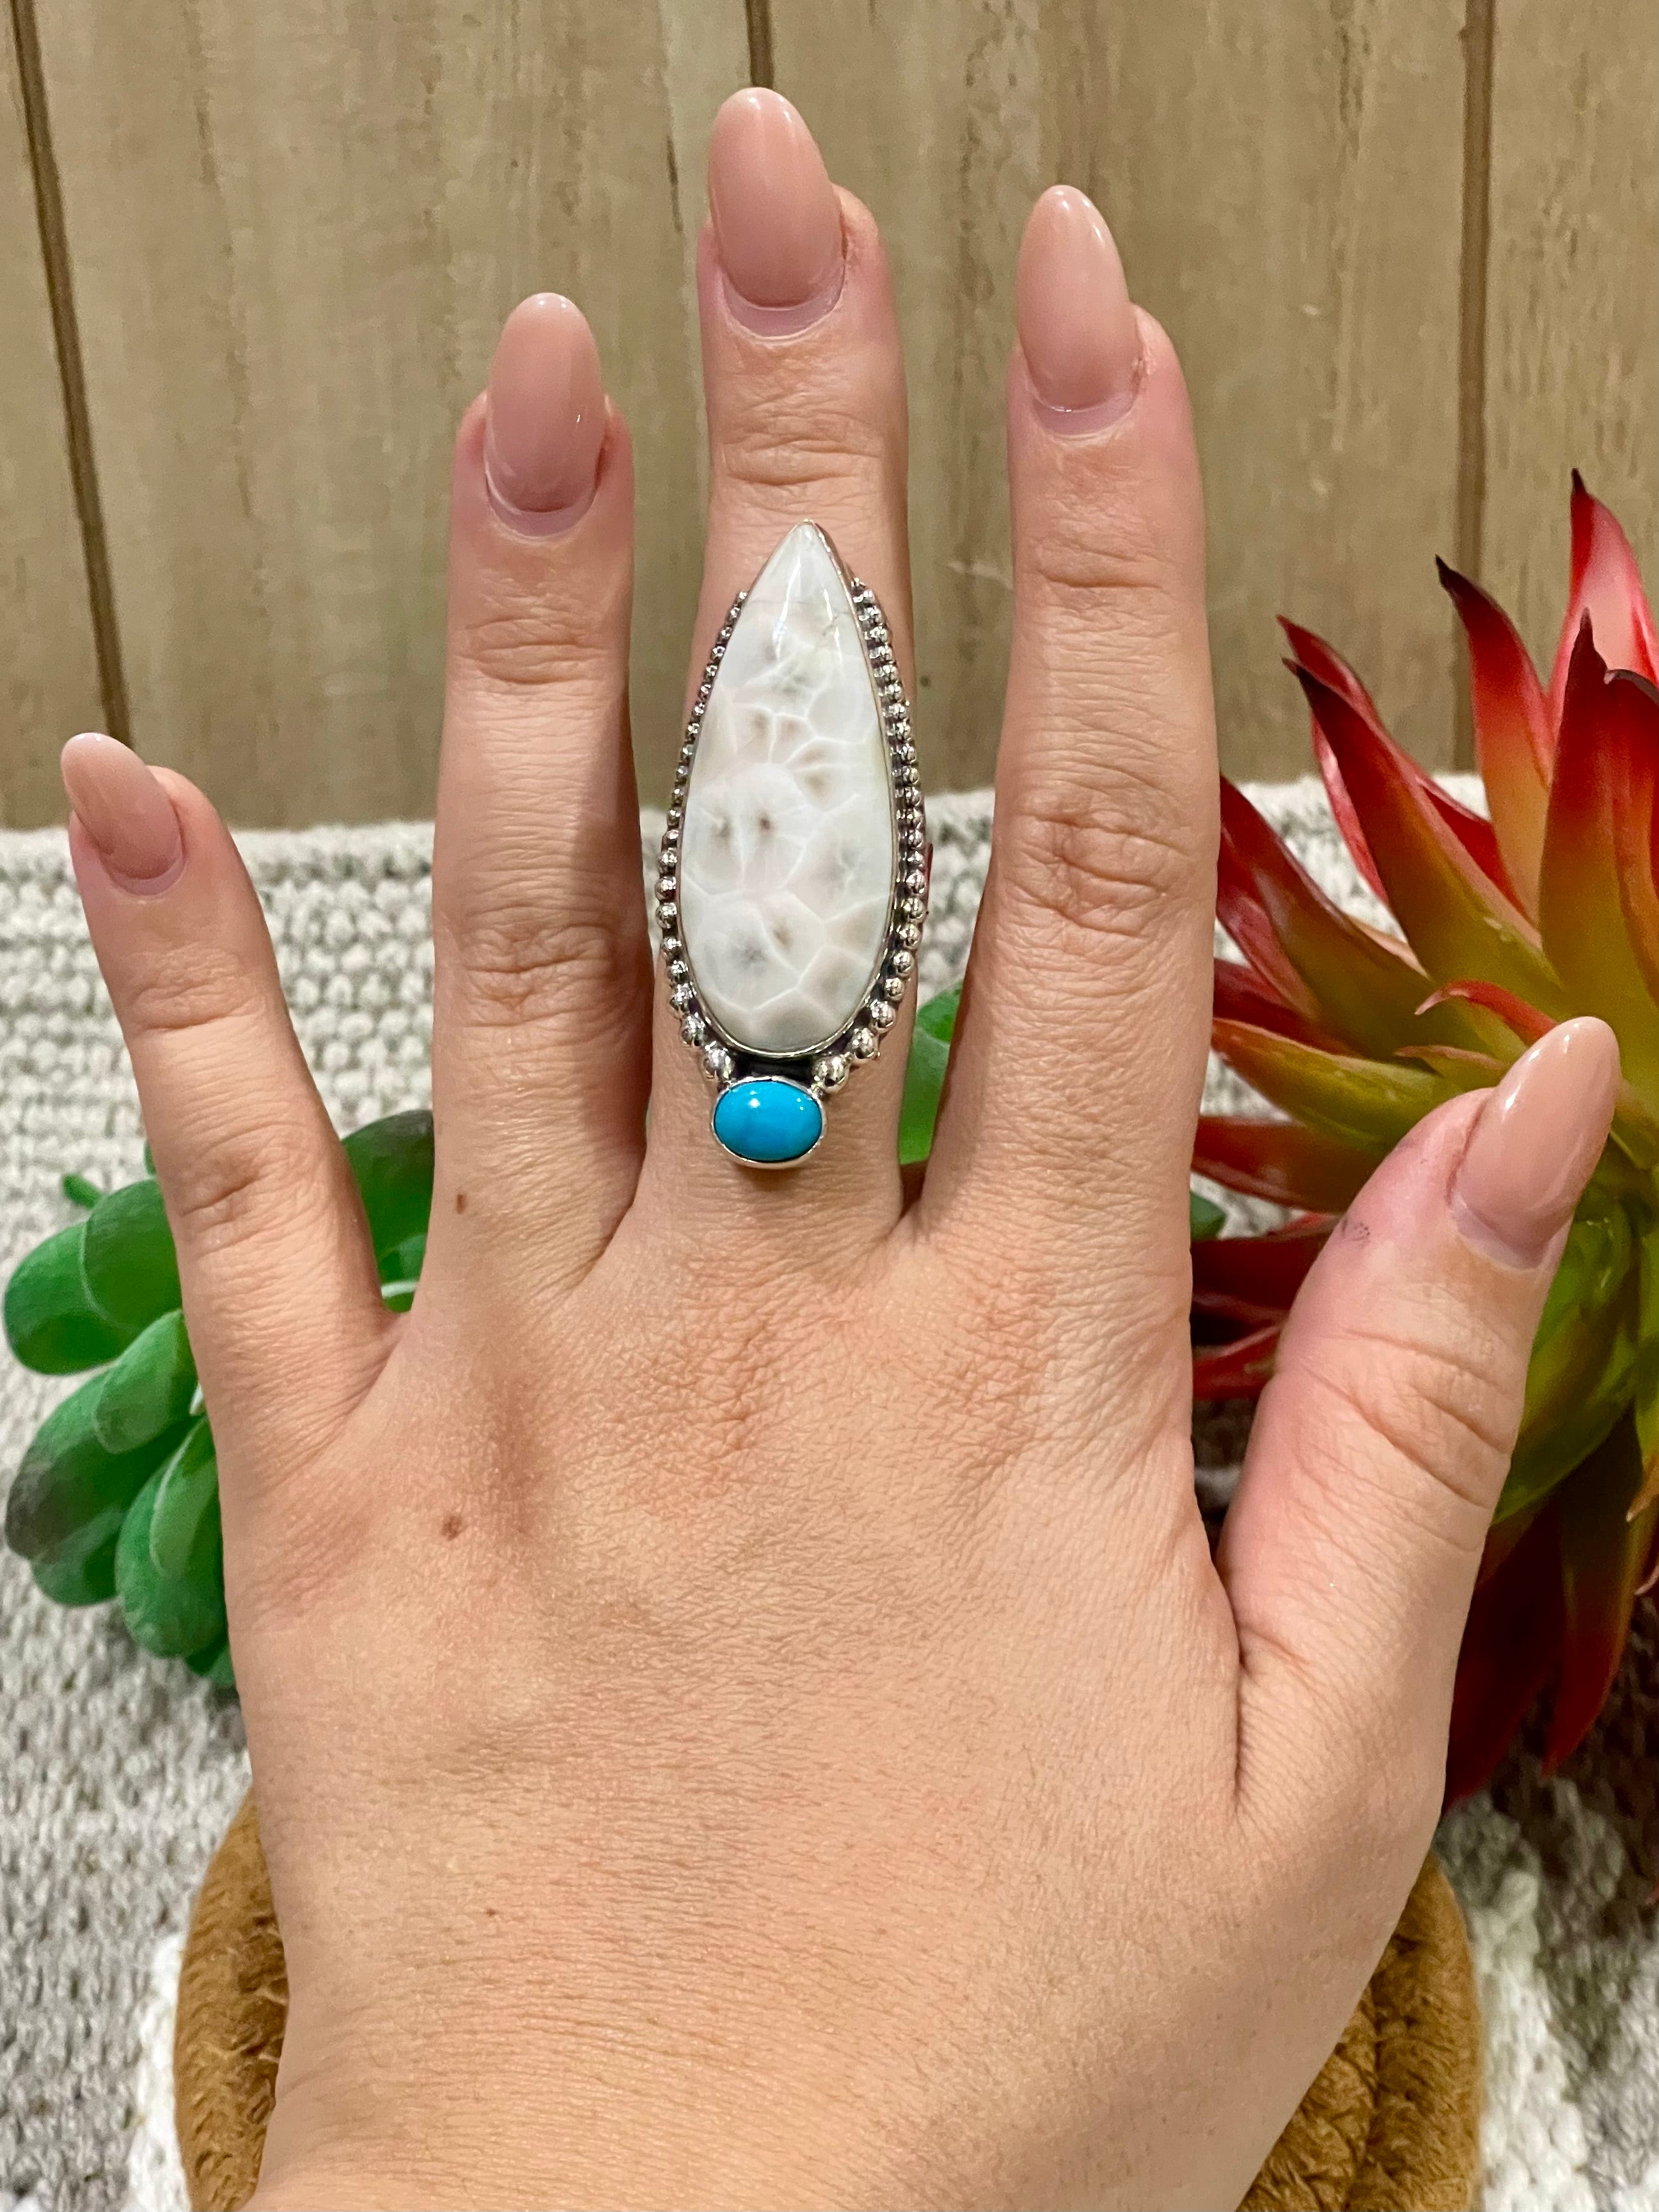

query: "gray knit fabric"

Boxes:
[1, 786, 1655, 2209]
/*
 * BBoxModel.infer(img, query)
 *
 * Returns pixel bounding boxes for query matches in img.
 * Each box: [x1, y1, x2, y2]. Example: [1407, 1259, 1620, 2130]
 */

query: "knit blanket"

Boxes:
[2, 787, 1656, 2211]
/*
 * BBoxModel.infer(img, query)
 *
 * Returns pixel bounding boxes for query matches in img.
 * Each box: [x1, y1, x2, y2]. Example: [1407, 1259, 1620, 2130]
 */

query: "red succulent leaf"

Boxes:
[1192, 1116, 1380, 1212]
[1547, 474, 1659, 730]
[1545, 1418, 1657, 1772]
[1280, 620, 1392, 902]
[1192, 1323, 1281, 1400]
[1282, 622, 1518, 903]
[1212, 959, 1344, 1052]
[1420, 979, 1659, 1173]
[1417, 980, 1552, 1049]
[1601, 671, 1659, 1010]
[1190, 1216, 1331, 1314]
[1438, 559, 1553, 913]
[1447, 1502, 1564, 1804]
[1298, 668, 1569, 1016]
[1217, 780, 1466, 1058]
[1539, 629, 1659, 1105]
[1212, 1020, 1447, 1150]
[1475, 1496, 1543, 1592]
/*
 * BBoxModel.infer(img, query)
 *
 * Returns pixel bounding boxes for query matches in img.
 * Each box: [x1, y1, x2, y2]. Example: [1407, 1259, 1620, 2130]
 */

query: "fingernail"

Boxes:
[483, 294, 606, 535]
[1016, 185, 1141, 430]
[707, 88, 843, 335]
[60, 733, 185, 895]
[1451, 1018, 1621, 1266]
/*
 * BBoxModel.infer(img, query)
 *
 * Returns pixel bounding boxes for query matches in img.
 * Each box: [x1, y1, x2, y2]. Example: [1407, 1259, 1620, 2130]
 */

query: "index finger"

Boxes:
[918, 189, 1216, 1326]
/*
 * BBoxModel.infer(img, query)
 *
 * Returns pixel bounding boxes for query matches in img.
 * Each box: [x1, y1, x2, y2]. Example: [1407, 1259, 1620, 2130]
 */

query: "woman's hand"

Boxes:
[60, 90, 1617, 2212]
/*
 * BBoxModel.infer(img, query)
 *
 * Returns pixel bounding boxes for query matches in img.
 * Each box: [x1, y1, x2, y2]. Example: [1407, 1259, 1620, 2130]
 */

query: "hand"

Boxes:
[60, 90, 1617, 2212]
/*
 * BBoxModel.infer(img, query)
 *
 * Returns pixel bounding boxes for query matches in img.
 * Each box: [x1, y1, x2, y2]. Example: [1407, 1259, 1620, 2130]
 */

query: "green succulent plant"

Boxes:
[8, 1017, 1222, 1684]
[4, 1112, 433, 1686]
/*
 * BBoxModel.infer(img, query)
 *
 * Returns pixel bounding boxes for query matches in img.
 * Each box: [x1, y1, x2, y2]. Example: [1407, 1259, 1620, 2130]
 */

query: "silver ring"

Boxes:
[656, 521, 927, 1168]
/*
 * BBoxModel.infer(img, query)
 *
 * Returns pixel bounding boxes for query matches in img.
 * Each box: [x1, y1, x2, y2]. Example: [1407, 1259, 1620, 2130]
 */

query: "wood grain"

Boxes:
[29, 0, 749, 826]
[1481, 0, 1658, 675]
[0, 6, 102, 826]
[3, 1, 1651, 822]
[770, 0, 1472, 783]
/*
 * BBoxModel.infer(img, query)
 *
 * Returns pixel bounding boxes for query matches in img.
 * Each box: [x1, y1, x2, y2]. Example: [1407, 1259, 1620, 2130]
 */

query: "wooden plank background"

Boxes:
[0, 0, 1653, 825]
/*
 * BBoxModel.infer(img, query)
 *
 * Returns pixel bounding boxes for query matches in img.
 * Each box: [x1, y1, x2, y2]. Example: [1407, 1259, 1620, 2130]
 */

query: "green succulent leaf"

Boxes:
[377, 1230, 427, 1288]
[898, 987, 960, 1166]
[1630, 1228, 1659, 1514]
[82, 1180, 181, 1333]
[345, 1111, 435, 1260]
[61, 1173, 102, 1211]
[1498, 1197, 1640, 1519]
[93, 1309, 196, 1454]
[5, 1373, 186, 1565]
[31, 1521, 120, 1606]
[1189, 1189, 1228, 1241]
[148, 1418, 217, 1581]
[4, 1219, 137, 1374]
[115, 1454, 225, 1658]
[185, 1635, 236, 1690]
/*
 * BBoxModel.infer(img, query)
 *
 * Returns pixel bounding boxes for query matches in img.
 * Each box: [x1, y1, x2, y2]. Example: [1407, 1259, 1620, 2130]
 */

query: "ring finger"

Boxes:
[630, 90, 917, 1266]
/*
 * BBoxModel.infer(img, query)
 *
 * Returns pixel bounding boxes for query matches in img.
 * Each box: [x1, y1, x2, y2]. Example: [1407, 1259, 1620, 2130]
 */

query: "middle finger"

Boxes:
[631, 91, 917, 1267]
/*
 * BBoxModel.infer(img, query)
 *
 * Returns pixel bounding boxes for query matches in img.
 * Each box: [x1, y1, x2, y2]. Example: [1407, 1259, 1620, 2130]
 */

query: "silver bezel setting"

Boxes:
[657, 529, 928, 1162]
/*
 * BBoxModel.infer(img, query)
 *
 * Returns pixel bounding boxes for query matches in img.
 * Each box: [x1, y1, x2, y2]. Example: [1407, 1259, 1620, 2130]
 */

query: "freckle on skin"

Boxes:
[455, 1191, 468, 1214]
[441, 1513, 463, 1540]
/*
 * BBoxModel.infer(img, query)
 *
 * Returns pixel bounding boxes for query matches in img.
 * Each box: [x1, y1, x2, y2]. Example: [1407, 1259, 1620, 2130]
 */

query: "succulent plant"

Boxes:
[1194, 477, 1659, 1799]
[4, 1113, 433, 1686]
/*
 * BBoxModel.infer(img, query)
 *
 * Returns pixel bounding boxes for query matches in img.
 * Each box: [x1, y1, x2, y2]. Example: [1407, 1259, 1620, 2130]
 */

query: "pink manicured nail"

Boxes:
[1016, 185, 1141, 429]
[707, 88, 843, 334]
[1451, 1018, 1621, 1267]
[61, 734, 184, 895]
[484, 294, 606, 535]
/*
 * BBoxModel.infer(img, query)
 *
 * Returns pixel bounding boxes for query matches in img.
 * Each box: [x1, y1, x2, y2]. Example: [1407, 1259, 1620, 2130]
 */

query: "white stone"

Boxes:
[679, 522, 897, 1057]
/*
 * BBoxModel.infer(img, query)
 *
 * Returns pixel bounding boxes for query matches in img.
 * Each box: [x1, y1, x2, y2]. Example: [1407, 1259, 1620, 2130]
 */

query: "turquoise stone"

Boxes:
[711, 1077, 824, 1166]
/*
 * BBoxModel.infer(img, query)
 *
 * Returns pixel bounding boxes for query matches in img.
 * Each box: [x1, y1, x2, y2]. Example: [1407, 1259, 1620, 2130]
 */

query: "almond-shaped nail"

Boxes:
[483, 294, 606, 535]
[707, 88, 844, 334]
[61, 733, 184, 895]
[1451, 1017, 1621, 1267]
[1016, 185, 1140, 430]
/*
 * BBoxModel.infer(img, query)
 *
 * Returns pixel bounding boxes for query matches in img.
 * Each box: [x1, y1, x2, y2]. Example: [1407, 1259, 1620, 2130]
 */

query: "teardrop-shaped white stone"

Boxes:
[680, 522, 897, 1057]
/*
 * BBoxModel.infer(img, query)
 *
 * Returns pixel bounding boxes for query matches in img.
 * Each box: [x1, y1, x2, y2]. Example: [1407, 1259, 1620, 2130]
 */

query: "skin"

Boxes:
[61, 95, 1618, 2212]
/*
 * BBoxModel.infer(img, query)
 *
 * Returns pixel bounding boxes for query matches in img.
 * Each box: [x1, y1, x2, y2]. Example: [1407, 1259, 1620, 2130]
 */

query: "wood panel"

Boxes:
[30, 0, 750, 826]
[1481, 0, 1659, 675]
[0, 10, 102, 826]
[769, 0, 1472, 784]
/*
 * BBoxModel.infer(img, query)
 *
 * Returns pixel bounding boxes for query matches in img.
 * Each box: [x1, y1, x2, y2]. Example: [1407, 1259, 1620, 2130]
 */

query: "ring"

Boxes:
[656, 522, 927, 1169]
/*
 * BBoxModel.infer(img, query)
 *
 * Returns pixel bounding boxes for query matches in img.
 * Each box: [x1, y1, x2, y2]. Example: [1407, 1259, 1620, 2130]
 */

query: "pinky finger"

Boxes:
[60, 735, 389, 1484]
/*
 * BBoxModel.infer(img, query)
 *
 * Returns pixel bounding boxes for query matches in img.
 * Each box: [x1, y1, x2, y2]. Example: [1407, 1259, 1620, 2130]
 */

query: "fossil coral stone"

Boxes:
[680, 522, 897, 1057]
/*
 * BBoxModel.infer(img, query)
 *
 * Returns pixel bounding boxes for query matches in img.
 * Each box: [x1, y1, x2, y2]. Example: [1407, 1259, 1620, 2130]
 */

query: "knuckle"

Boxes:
[165, 1116, 332, 1260]
[444, 902, 634, 1039]
[121, 943, 263, 1042]
[1030, 517, 1187, 613]
[716, 402, 892, 505]
[1000, 772, 1204, 948]
[455, 600, 624, 696]
[1298, 1326, 1516, 1535]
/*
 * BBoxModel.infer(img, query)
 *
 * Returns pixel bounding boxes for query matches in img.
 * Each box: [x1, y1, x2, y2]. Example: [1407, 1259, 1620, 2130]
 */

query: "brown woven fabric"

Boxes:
[1241, 1859, 1482, 2212]
[175, 1802, 1480, 2211]
[173, 1798, 285, 2212]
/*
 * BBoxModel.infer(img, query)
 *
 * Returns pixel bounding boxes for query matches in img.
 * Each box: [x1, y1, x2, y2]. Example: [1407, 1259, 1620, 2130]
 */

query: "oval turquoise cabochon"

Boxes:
[711, 1078, 825, 1166]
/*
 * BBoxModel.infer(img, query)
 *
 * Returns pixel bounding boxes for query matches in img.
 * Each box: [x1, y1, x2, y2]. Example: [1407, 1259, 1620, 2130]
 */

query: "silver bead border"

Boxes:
[653, 568, 928, 1114]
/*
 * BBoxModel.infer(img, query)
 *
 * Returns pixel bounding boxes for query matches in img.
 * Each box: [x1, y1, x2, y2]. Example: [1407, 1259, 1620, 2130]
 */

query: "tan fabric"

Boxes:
[1242, 1858, 1482, 2211]
[175, 1799, 1480, 2212]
